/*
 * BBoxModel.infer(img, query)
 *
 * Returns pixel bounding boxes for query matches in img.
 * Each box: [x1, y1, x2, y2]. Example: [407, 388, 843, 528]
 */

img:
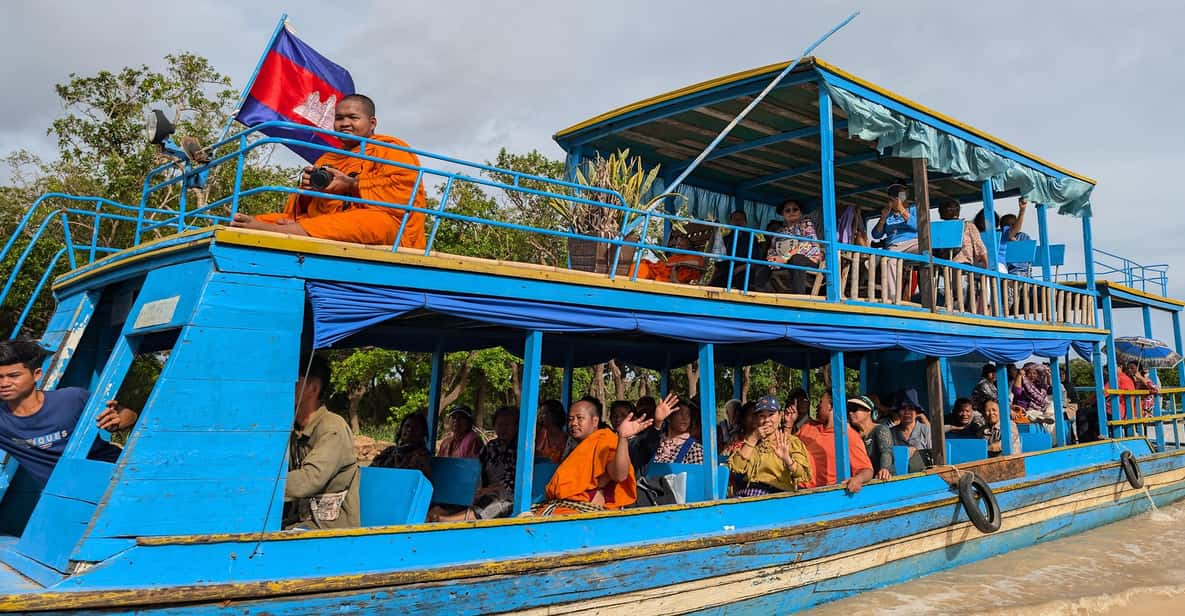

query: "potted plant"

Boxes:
[549, 149, 682, 275]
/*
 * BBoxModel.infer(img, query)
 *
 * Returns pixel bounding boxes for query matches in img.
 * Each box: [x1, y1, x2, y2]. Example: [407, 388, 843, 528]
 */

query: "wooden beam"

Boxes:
[912, 159, 935, 313]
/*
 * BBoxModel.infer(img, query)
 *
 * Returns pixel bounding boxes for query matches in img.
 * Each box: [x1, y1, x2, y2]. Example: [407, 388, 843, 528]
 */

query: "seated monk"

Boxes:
[636, 232, 706, 284]
[532, 399, 647, 515]
[231, 94, 426, 248]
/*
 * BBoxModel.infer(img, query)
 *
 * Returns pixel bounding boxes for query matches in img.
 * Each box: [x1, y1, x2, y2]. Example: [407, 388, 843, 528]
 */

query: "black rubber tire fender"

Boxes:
[1120, 450, 1144, 489]
[958, 472, 1002, 533]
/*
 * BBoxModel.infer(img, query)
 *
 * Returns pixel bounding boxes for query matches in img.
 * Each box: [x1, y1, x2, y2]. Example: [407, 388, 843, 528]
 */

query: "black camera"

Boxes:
[308, 166, 334, 190]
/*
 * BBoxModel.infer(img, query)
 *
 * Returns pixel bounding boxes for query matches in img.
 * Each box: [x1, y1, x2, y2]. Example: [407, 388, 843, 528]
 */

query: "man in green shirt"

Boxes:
[283, 354, 360, 529]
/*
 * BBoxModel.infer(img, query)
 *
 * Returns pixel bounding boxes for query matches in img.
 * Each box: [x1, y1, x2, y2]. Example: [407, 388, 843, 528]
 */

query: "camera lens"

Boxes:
[309, 167, 333, 190]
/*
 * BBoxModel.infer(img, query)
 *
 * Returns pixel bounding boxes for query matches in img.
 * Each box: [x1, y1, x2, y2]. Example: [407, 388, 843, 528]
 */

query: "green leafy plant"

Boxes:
[548, 149, 682, 240]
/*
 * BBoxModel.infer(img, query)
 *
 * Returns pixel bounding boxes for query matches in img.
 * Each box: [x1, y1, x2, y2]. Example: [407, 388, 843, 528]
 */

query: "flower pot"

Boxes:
[568, 237, 637, 276]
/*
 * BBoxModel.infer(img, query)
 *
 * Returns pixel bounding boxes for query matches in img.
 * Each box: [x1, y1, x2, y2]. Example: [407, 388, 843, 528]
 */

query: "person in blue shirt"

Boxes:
[870, 184, 920, 302]
[0, 338, 138, 487]
[998, 197, 1032, 277]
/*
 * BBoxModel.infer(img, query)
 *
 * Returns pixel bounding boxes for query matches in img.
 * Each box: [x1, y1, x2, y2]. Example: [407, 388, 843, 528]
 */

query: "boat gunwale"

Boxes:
[0, 443, 1174, 612]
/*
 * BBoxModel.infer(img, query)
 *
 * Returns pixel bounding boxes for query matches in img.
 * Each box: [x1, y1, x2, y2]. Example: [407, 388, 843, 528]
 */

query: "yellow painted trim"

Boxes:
[553, 56, 1094, 185]
[51, 228, 215, 291]
[0, 447, 1173, 612]
[1096, 280, 1185, 308]
[1109, 414, 1185, 427]
[208, 228, 1108, 336]
[553, 58, 810, 138]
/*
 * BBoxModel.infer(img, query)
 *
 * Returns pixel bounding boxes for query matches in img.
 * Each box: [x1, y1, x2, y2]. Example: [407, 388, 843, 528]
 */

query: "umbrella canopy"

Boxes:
[1111, 336, 1183, 369]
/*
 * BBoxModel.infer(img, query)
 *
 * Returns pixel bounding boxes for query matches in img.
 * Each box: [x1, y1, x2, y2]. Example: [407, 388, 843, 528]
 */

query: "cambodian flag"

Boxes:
[235, 25, 355, 163]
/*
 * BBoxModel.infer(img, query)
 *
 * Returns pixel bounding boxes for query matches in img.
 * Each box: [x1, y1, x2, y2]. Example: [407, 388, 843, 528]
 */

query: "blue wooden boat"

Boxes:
[1, 56, 1183, 614]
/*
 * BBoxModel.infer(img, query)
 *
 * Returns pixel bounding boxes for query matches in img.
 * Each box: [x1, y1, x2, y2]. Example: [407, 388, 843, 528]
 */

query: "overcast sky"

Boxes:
[4, 0, 1182, 337]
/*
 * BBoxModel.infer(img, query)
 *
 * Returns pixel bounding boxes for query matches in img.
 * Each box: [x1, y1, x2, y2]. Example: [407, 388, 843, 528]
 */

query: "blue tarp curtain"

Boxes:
[307, 282, 1095, 367]
[821, 83, 1094, 218]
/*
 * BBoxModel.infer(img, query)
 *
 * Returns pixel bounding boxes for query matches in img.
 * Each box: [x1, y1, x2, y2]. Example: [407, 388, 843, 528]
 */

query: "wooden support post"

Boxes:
[561, 348, 575, 412]
[927, 356, 946, 465]
[912, 159, 934, 312]
[819, 87, 841, 302]
[426, 343, 444, 454]
[698, 343, 719, 501]
[1102, 294, 1122, 438]
[997, 364, 1016, 455]
[1091, 342, 1108, 441]
[1050, 357, 1067, 447]
[512, 331, 543, 516]
[830, 351, 851, 481]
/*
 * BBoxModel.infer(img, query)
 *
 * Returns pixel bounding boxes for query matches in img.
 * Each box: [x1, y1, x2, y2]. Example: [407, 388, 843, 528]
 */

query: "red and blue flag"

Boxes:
[235, 25, 355, 163]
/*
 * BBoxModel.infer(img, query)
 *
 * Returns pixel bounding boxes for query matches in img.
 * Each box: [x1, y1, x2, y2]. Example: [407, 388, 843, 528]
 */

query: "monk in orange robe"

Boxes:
[533, 399, 646, 515]
[231, 94, 426, 248]
[635, 232, 706, 284]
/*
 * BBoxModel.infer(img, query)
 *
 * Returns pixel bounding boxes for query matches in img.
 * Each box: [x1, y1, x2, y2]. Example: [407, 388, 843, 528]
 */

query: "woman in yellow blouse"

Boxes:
[726, 395, 812, 497]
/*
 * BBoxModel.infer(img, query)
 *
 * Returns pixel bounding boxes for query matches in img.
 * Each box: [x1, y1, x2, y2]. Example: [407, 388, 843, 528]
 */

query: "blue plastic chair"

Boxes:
[1033, 244, 1066, 268]
[892, 445, 911, 476]
[945, 437, 988, 464]
[428, 457, 481, 506]
[930, 220, 965, 250]
[1005, 239, 1037, 266]
[359, 467, 433, 526]
[1019, 431, 1052, 453]
[646, 463, 729, 501]
[531, 462, 558, 504]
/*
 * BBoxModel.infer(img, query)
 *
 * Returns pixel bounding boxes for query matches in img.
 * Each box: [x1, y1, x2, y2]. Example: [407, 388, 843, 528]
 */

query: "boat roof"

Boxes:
[553, 57, 1095, 211]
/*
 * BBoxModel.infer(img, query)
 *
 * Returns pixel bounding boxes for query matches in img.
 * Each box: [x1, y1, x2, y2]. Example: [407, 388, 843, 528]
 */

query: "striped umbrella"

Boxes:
[1111, 336, 1183, 369]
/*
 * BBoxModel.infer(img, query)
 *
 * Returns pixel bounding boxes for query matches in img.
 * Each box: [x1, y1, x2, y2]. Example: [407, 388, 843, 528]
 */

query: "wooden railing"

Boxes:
[836, 248, 1096, 326]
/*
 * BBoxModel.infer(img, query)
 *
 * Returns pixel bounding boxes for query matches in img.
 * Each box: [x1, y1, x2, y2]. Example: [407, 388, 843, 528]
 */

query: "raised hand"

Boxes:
[773, 430, 793, 466]
[875, 468, 891, 481]
[96, 400, 123, 432]
[617, 412, 655, 440]
[653, 393, 680, 424]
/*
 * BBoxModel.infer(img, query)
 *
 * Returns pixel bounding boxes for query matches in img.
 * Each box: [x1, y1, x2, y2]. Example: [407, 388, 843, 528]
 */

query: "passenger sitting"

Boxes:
[534, 399, 569, 464]
[984, 400, 1022, 457]
[726, 395, 812, 497]
[846, 395, 893, 480]
[754, 200, 822, 295]
[635, 232, 707, 284]
[371, 411, 432, 479]
[706, 210, 758, 290]
[797, 391, 874, 493]
[651, 399, 703, 464]
[971, 363, 998, 414]
[891, 389, 933, 472]
[608, 400, 636, 430]
[437, 405, 483, 458]
[936, 198, 988, 268]
[1014, 363, 1054, 425]
[0, 338, 139, 488]
[283, 354, 360, 530]
[945, 397, 985, 438]
[532, 399, 642, 515]
[716, 398, 742, 446]
[431, 406, 518, 522]
[231, 95, 427, 248]
[871, 184, 920, 302]
[997, 198, 1031, 276]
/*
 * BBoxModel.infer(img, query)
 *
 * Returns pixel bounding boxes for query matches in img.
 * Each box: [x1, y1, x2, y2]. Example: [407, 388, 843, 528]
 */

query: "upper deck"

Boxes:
[0, 57, 1169, 346]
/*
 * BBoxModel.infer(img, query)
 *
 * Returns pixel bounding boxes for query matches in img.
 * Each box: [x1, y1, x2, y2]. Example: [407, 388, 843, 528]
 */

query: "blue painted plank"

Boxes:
[892, 445, 910, 476]
[137, 378, 296, 432]
[532, 462, 557, 504]
[14, 493, 96, 572]
[88, 477, 287, 537]
[42, 458, 114, 505]
[116, 430, 289, 481]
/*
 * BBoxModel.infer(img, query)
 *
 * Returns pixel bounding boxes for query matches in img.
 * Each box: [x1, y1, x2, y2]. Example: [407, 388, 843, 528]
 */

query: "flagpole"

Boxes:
[216, 13, 289, 144]
[664, 10, 859, 194]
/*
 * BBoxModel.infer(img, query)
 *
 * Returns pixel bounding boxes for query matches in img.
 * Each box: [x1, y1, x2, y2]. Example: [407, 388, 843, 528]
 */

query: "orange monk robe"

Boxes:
[257, 134, 426, 248]
[542, 428, 636, 513]
[635, 254, 706, 284]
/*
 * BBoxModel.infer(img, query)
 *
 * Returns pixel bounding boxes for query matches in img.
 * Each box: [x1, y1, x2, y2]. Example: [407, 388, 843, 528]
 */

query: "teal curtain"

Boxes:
[823, 83, 1093, 217]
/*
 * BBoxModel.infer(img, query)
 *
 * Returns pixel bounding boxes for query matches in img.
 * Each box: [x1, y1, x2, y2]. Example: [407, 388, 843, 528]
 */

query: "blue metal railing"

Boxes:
[2, 121, 1104, 339]
[1057, 248, 1168, 295]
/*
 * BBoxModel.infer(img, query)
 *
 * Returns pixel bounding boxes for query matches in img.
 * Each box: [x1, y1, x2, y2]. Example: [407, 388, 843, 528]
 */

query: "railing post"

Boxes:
[830, 351, 851, 480]
[1173, 311, 1184, 448]
[426, 342, 444, 455]
[818, 86, 841, 302]
[1050, 357, 1067, 447]
[1091, 343, 1109, 442]
[997, 364, 1016, 455]
[1102, 293, 1122, 437]
[1143, 305, 1165, 450]
[982, 182, 1002, 317]
[912, 159, 936, 312]
[561, 348, 575, 412]
[697, 343, 719, 501]
[512, 330, 543, 516]
[230, 135, 247, 220]
[1036, 203, 1055, 322]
